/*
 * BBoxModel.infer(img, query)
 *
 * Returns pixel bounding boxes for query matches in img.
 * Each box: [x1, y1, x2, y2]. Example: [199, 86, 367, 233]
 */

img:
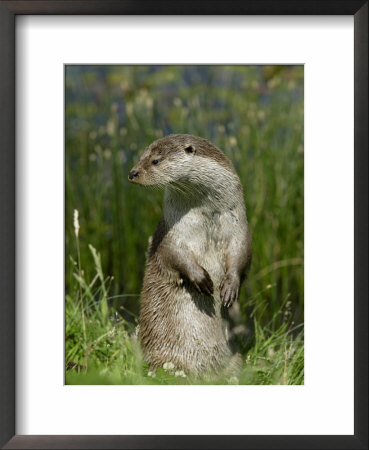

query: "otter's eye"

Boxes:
[152, 159, 160, 165]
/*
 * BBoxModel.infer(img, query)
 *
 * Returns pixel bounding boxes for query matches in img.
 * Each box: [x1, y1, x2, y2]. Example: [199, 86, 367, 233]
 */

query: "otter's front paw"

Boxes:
[190, 266, 214, 296]
[220, 273, 240, 307]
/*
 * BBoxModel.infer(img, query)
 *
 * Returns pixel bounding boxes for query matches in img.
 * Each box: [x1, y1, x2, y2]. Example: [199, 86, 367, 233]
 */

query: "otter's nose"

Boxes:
[128, 170, 139, 180]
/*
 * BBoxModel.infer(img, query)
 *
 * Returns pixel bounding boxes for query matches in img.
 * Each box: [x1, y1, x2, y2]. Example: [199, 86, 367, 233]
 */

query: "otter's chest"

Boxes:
[170, 206, 237, 271]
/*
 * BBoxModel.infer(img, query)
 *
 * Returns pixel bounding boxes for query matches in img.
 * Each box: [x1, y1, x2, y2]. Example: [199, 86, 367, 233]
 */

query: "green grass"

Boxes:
[65, 65, 304, 385]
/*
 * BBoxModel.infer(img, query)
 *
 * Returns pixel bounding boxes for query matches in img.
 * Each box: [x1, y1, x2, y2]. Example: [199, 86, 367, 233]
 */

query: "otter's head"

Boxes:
[128, 135, 200, 187]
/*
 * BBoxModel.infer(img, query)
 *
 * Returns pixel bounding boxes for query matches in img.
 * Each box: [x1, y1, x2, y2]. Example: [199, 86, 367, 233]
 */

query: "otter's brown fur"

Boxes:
[129, 134, 251, 377]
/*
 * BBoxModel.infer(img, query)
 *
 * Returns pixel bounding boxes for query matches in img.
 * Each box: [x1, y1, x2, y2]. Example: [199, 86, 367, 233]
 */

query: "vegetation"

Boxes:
[65, 65, 304, 385]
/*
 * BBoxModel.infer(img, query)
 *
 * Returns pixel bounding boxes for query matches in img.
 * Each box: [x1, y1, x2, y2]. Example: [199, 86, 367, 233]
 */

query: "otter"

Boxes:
[128, 134, 251, 377]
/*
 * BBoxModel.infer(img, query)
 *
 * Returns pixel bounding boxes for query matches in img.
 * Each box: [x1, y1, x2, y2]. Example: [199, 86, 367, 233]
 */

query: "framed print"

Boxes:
[0, 1, 367, 449]
[64, 63, 304, 388]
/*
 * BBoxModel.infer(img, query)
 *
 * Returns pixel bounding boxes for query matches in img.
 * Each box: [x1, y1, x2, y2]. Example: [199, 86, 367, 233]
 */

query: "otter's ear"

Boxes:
[184, 145, 195, 154]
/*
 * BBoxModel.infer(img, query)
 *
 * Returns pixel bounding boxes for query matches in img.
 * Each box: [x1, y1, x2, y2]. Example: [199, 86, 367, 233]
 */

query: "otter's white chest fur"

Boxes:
[163, 162, 245, 286]
[178, 207, 238, 283]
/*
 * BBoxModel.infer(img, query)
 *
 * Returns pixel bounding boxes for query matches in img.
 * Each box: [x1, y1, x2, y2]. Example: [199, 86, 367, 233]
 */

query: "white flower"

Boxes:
[126, 102, 134, 116]
[147, 371, 156, 378]
[228, 376, 239, 385]
[104, 149, 112, 160]
[257, 110, 266, 121]
[163, 362, 175, 372]
[107, 119, 115, 136]
[145, 97, 153, 109]
[174, 370, 187, 378]
[229, 136, 237, 146]
[173, 97, 182, 108]
[73, 209, 80, 238]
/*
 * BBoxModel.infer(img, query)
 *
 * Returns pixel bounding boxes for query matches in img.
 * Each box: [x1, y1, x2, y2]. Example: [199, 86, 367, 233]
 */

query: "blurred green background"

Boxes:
[65, 65, 304, 384]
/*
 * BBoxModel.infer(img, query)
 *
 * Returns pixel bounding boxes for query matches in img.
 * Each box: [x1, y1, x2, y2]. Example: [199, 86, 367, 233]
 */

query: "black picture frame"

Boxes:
[0, 1, 367, 449]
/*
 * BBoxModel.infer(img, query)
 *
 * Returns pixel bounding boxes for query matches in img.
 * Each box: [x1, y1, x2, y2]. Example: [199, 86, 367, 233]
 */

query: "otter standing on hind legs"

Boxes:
[128, 134, 251, 378]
